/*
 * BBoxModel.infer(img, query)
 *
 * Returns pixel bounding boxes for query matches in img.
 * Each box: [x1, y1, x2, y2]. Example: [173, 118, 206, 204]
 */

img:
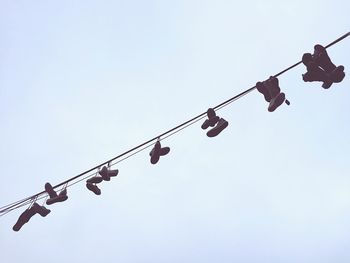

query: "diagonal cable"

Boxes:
[1, 31, 349, 216]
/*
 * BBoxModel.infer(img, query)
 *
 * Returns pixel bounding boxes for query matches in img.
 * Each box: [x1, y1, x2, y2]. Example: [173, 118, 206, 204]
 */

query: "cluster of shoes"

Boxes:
[302, 44, 345, 89]
[201, 108, 229, 137]
[13, 182, 69, 231]
[86, 166, 118, 195]
[13, 202, 51, 232]
[150, 140, 170, 164]
[256, 76, 287, 112]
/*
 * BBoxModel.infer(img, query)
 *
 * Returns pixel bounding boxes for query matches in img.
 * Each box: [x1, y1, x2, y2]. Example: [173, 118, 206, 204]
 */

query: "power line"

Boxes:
[1, 31, 349, 217]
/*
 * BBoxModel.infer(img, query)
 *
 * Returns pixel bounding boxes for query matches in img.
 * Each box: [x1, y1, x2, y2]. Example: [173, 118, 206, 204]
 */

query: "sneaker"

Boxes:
[86, 183, 101, 195]
[150, 141, 161, 164]
[87, 176, 104, 184]
[201, 119, 210, 130]
[268, 92, 285, 112]
[201, 115, 220, 129]
[45, 183, 58, 199]
[99, 166, 111, 181]
[160, 147, 170, 156]
[256, 81, 272, 102]
[150, 141, 170, 164]
[12, 203, 50, 232]
[313, 44, 336, 73]
[206, 118, 229, 137]
[108, 169, 118, 178]
[265, 76, 280, 98]
[13, 209, 33, 232]
[32, 203, 51, 217]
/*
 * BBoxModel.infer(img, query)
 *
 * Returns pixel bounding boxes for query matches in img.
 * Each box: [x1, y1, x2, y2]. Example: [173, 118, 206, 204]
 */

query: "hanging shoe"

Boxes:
[86, 182, 101, 195]
[99, 166, 118, 181]
[13, 208, 34, 232]
[32, 203, 51, 217]
[201, 108, 220, 129]
[312, 44, 337, 73]
[159, 147, 170, 156]
[13, 203, 50, 232]
[150, 140, 170, 164]
[150, 141, 161, 164]
[107, 169, 118, 178]
[302, 45, 345, 88]
[268, 92, 285, 112]
[87, 176, 104, 184]
[206, 118, 229, 137]
[45, 183, 58, 199]
[256, 81, 272, 102]
[46, 183, 68, 205]
[264, 76, 281, 98]
[99, 166, 111, 181]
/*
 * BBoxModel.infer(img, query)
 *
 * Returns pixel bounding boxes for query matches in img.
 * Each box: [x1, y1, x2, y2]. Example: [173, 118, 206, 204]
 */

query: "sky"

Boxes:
[0, 0, 349, 262]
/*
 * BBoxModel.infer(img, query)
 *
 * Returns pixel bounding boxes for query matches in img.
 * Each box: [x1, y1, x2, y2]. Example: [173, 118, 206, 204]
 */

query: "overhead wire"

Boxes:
[1, 31, 349, 217]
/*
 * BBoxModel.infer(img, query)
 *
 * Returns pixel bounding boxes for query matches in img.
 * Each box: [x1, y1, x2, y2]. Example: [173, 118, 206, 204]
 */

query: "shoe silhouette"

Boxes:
[13, 203, 51, 232]
[201, 108, 220, 129]
[206, 118, 229, 137]
[268, 92, 286, 112]
[99, 166, 119, 181]
[45, 183, 68, 205]
[302, 44, 345, 88]
[87, 176, 104, 184]
[149, 141, 170, 164]
[257, 76, 286, 112]
[86, 182, 101, 195]
[256, 81, 272, 102]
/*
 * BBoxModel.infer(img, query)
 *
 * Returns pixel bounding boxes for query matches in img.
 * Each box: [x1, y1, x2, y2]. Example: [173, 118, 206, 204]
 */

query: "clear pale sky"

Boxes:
[1, 0, 349, 262]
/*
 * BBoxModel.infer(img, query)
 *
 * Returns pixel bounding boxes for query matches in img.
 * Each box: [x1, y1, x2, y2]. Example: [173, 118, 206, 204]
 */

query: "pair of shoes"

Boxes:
[257, 76, 286, 112]
[86, 175, 104, 195]
[149, 141, 170, 164]
[13, 203, 51, 232]
[45, 183, 68, 205]
[201, 108, 220, 129]
[201, 108, 229, 137]
[206, 118, 229, 137]
[99, 166, 119, 181]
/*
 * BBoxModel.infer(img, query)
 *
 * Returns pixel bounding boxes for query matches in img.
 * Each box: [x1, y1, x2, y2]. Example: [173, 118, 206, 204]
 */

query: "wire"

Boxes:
[1, 31, 349, 217]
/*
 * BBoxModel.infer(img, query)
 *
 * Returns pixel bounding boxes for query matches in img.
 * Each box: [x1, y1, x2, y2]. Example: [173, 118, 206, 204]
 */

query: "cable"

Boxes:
[1, 31, 349, 217]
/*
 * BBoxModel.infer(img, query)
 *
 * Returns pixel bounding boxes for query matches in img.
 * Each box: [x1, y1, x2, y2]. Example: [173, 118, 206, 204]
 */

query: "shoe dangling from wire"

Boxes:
[256, 76, 288, 112]
[99, 166, 119, 181]
[45, 183, 68, 205]
[302, 44, 345, 89]
[201, 108, 229, 137]
[86, 175, 103, 195]
[13, 202, 51, 232]
[149, 139, 170, 164]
